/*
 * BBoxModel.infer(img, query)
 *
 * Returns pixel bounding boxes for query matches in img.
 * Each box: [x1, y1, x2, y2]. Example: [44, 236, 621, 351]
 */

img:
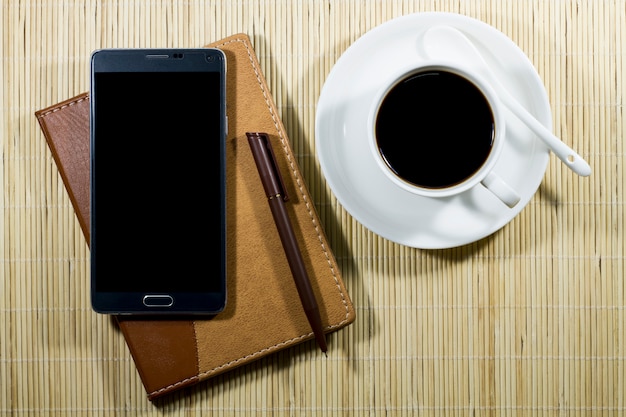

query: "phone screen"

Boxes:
[90, 49, 227, 314]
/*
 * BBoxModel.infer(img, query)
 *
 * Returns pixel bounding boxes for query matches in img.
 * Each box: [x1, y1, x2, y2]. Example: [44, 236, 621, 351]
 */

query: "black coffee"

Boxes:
[375, 70, 495, 189]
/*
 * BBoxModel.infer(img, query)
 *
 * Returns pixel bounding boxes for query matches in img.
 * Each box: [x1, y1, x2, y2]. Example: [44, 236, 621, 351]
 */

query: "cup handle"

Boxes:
[481, 172, 521, 208]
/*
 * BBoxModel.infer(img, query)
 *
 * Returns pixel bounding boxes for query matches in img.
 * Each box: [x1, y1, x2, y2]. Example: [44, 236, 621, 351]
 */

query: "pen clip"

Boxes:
[246, 132, 289, 202]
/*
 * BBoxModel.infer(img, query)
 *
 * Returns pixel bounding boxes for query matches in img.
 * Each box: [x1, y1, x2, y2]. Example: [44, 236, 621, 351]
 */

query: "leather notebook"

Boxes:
[35, 33, 355, 400]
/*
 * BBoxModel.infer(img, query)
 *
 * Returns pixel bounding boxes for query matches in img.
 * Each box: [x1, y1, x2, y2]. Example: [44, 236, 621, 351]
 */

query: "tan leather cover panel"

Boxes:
[35, 33, 355, 400]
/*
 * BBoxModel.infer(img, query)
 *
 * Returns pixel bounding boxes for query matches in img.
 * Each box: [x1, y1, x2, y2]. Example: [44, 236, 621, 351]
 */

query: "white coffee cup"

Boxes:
[368, 60, 520, 208]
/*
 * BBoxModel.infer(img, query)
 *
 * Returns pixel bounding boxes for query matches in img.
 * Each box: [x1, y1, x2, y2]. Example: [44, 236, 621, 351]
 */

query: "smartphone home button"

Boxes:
[143, 295, 174, 307]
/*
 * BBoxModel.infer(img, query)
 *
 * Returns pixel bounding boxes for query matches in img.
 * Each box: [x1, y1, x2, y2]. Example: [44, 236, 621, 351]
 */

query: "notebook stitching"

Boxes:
[225, 37, 353, 324]
[150, 35, 353, 398]
[229, 37, 353, 323]
[36, 95, 89, 119]
[150, 334, 310, 398]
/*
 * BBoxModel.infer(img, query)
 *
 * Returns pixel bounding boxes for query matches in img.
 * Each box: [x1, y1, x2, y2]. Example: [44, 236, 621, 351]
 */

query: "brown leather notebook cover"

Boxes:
[35, 33, 355, 400]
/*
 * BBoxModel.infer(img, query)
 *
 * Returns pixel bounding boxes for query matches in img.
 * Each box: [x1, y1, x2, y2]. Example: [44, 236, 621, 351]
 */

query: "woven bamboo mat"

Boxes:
[2, 1, 624, 415]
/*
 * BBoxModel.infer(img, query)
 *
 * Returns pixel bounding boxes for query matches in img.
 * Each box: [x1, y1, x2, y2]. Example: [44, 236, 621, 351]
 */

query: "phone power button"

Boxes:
[143, 295, 174, 307]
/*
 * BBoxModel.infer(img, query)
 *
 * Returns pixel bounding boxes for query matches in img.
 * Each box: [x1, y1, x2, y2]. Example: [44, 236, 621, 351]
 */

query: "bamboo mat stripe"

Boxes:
[2, 1, 625, 416]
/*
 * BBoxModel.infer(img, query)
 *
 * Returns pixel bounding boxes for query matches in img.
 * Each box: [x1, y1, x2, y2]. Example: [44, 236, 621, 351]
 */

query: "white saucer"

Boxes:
[315, 12, 551, 249]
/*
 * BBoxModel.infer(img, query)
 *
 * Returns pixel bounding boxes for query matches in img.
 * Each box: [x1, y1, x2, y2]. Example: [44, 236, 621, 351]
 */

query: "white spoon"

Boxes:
[422, 25, 591, 177]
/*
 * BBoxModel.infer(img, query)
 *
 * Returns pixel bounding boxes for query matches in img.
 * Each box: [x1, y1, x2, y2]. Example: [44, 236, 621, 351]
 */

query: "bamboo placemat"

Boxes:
[2, 1, 624, 415]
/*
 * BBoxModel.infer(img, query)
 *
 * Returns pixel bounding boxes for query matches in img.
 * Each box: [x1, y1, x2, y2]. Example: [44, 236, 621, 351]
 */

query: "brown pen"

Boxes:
[246, 132, 328, 354]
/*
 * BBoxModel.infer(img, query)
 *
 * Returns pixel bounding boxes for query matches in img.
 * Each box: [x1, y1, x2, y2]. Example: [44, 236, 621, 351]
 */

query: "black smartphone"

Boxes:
[90, 48, 227, 314]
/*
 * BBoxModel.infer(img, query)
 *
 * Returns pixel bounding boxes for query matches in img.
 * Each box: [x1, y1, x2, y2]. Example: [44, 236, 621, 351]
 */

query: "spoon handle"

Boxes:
[423, 25, 592, 177]
[499, 88, 592, 177]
